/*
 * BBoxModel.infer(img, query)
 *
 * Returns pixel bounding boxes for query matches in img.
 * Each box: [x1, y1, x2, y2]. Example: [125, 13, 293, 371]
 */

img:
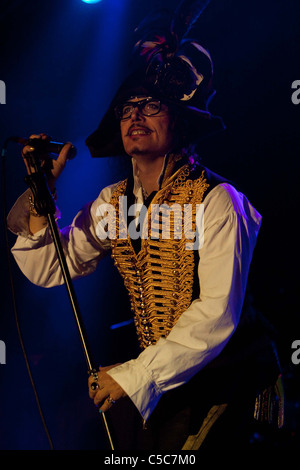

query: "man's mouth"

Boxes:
[127, 127, 152, 137]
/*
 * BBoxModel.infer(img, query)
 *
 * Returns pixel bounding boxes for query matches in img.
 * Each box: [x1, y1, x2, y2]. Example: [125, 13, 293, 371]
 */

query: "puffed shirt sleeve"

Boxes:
[107, 183, 263, 421]
[7, 185, 116, 286]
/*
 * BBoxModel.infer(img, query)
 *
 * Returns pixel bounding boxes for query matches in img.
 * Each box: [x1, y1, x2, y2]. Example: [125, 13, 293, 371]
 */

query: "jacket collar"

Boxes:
[131, 152, 187, 199]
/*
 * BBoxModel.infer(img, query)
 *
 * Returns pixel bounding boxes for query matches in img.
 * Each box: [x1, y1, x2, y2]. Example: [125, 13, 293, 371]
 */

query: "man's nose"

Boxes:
[131, 106, 144, 120]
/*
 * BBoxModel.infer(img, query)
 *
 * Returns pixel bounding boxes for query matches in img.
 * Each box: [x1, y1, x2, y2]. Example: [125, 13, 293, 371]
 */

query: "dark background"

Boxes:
[0, 0, 299, 450]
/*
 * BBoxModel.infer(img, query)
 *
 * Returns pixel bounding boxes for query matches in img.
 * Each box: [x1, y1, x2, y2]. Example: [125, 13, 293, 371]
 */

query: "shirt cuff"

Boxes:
[7, 188, 60, 238]
[106, 358, 162, 421]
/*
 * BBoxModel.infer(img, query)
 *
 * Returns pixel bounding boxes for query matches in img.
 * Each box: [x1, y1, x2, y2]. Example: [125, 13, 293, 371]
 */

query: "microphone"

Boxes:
[10, 136, 77, 160]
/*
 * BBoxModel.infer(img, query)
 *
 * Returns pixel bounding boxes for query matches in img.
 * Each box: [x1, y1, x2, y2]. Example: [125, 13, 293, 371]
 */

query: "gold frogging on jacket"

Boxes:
[108, 162, 210, 350]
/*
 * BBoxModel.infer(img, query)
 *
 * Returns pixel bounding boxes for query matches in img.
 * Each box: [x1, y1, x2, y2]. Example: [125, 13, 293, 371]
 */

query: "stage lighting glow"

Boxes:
[82, 0, 102, 4]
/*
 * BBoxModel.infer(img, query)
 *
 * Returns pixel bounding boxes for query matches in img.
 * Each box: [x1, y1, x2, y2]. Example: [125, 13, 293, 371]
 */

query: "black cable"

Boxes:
[1, 139, 54, 450]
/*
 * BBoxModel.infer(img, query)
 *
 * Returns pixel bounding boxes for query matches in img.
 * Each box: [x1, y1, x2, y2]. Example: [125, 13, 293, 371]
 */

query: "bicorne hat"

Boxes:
[86, 0, 225, 158]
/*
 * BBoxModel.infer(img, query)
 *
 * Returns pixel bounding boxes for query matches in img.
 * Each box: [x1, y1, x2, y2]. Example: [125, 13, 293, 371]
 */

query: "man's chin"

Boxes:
[125, 144, 170, 160]
[126, 145, 151, 157]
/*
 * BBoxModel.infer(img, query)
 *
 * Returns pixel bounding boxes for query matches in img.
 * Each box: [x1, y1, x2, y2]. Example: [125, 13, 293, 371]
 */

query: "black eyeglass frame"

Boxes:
[114, 97, 163, 121]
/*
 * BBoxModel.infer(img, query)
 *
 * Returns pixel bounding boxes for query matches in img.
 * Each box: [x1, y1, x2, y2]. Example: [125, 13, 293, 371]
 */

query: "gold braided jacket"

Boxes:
[108, 155, 210, 350]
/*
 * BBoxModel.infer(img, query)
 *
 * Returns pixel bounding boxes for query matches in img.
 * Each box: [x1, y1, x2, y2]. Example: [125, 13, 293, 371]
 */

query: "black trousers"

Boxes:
[106, 364, 278, 451]
[106, 315, 281, 450]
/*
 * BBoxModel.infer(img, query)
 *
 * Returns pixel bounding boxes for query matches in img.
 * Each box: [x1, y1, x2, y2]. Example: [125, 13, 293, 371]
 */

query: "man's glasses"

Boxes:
[115, 98, 162, 120]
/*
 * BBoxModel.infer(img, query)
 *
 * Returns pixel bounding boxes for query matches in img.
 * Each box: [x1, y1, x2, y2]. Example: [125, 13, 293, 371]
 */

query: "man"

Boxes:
[7, 4, 283, 450]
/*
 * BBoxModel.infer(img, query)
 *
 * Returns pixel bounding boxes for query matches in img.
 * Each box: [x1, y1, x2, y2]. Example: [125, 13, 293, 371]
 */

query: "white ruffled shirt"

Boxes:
[7, 168, 262, 421]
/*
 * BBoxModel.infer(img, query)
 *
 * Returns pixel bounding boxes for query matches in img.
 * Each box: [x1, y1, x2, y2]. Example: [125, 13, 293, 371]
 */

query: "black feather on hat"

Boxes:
[86, 0, 225, 158]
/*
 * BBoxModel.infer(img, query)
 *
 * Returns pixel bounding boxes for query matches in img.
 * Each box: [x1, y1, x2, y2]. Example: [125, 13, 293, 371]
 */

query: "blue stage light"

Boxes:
[82, 0, 102, 4]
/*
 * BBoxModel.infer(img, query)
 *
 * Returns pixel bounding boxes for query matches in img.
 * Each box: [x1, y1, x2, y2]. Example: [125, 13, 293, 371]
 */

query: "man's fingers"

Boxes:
[22, 143, 37, 156]
[94, 393, 116, 413]
[22, 144, 39, 173]
[56, 142, 73, 168]
[22, 133, 50, 160]
[98, 397, 116, 413]
[93, 389, 106, 407]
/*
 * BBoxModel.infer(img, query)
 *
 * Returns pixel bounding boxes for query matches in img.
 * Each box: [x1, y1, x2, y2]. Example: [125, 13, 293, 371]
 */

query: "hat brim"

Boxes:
[86, 69, 226, 158]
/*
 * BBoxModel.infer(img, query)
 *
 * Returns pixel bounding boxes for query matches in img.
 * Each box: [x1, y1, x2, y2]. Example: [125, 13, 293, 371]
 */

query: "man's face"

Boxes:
[119, 97, 175, 159]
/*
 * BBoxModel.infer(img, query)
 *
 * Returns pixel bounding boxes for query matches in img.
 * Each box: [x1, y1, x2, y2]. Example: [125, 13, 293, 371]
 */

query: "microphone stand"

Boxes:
[25, 166, 115, 451]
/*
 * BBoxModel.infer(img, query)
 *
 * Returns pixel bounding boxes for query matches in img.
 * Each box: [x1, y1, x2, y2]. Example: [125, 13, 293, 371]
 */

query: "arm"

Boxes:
[7, 180, 115, 287]
[101, 184, 262, 420]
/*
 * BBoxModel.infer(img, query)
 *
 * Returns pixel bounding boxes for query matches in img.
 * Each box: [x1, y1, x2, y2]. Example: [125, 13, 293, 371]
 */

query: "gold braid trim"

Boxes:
[109, 164, 209, 349]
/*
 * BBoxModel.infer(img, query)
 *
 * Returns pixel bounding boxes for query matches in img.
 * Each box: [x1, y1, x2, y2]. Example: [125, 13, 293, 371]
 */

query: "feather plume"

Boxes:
[133, 0, 211, 64]
[171, 0, 211, 42]
[134, 9, 176, 60]
[132, 0, 213, 102]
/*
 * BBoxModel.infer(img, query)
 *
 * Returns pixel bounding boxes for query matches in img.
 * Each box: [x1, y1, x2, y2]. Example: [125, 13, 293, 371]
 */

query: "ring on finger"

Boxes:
[107, 396, 116, 405]
[89, 369, 99, 381]
[90, 381, 99, 391]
